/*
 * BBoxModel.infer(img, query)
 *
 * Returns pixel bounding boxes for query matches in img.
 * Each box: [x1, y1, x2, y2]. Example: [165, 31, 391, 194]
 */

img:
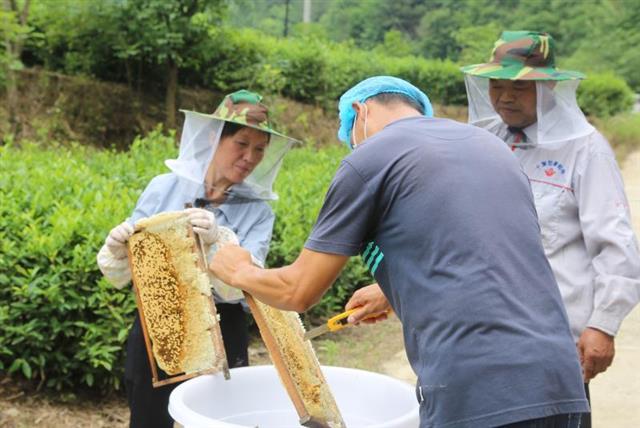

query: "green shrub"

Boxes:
[199, 28, 267, 92]
[322, 42, 379, 104]
[578, 72, 634, 117]
[189, 27, 468, 109]
[276, 37, 331, 103]
[0, 133, 370, 391]
[22, 10, 636, 117]
[384, 56, 467, 106]
[0, 130, 175, 392]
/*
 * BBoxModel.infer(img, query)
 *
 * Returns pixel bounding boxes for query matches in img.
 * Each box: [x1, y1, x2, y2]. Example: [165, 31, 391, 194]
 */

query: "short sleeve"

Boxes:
[239, 205, 275, 266]
[305, 160, 376, 256]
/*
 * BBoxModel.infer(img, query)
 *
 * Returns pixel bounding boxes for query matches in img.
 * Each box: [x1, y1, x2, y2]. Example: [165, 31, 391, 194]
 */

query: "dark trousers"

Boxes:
[124, 302, 249, 428]
[582, 383, 592, 428]
[498, 384, 592, 428]
[498, 413, 586, 428]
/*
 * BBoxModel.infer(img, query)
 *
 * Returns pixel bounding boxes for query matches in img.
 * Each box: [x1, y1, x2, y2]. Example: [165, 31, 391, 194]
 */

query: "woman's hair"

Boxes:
[220, 122, 244, 140]
[220, 122, 271, 143]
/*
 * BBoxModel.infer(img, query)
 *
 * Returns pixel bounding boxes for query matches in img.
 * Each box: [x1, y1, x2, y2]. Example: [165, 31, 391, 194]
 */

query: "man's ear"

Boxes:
[352, 101, 364, 117]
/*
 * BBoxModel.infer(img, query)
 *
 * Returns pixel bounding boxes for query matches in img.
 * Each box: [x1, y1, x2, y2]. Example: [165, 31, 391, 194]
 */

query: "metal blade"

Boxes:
[303, 324, 330, 341]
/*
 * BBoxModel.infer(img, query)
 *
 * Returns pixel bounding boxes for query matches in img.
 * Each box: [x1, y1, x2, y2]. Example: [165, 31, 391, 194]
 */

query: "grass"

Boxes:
[594, 113, 640, 163]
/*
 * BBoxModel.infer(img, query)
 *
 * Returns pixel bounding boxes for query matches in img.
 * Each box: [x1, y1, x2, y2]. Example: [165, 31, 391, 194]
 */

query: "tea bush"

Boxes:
[0, 132, 369, 391]
[191, 28, 640, 116]
[578, 72, 634, 117]
[22, 21, 635, 118]
[0, 130, 175, 392]
[195, 27, 467, 107]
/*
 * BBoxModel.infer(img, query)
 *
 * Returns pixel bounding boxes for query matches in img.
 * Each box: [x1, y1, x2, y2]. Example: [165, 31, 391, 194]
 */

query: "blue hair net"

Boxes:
[338, 76, 434, 146]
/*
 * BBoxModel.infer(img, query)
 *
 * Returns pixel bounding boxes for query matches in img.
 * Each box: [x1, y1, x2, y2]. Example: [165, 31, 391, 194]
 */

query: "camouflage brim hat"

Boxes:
[461, 31, 585, 81]
[182, 89, 296, 141]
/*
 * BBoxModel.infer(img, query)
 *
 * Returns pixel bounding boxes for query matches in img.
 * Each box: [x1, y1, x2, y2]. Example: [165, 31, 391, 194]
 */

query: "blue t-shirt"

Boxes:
[306, 117, 589, 427]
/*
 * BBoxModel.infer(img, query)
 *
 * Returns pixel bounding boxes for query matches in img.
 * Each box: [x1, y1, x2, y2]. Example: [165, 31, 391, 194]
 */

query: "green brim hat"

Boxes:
[182, 89, 298, 142]
[461, 31, 585, 81]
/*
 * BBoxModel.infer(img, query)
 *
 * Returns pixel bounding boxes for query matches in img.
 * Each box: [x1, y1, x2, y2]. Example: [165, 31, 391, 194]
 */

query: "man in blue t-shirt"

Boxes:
[210, 76, 589, 427]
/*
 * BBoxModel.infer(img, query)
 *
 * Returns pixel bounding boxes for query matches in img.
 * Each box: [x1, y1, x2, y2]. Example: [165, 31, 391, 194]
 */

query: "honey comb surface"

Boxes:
[254, 300, 345, 427]
[129, 212, 223, 376]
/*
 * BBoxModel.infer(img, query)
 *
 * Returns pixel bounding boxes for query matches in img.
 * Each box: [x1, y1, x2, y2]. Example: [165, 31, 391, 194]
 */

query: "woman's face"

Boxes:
[213, 126, 270, 184]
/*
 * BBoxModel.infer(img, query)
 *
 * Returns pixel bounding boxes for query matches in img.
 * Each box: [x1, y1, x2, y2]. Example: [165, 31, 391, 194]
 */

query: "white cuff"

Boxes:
[586, 309, 623, 337]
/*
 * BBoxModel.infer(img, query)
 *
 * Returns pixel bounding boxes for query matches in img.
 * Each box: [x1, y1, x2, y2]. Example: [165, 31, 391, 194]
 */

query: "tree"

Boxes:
[417, 7, 463, 60]
[2, 0, 30, 136]
[317, 0, 373, 45]
[115, 0, 225, 129]
[319, 0, 425, 48]
[374, 30, 416, 58]
[455, 23, 500, 65]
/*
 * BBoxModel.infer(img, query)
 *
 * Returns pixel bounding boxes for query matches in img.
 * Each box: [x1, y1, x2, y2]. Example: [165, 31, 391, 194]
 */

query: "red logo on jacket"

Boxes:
[537, 160, 566, 178]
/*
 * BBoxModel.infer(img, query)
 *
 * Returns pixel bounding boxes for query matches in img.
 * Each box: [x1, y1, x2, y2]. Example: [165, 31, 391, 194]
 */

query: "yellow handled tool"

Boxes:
[303, 308, 387, 341]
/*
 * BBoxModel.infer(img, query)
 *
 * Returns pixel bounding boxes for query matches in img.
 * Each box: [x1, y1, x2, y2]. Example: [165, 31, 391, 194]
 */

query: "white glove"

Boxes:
[105, 221, 134, 259]
[97, 243, 132, 289]
[207, 226, 244, 302]
[185, 207, 218, 245]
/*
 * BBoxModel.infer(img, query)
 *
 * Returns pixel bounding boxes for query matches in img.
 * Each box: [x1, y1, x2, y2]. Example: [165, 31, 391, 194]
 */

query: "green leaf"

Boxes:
[8, 358, 22, 374]
[85, 373, 94, 387]
[21, 361, 32, 379]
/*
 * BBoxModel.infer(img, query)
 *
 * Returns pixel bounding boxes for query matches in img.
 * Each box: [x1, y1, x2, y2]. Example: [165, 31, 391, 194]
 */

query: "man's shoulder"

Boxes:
[388, 116, 503, 144]
[388, 116, 477, 134]
[586, 130, 615, 157]
[345, 116, 505, 166]
[556, 129, 615, 163]
[355, 117, 471, 150]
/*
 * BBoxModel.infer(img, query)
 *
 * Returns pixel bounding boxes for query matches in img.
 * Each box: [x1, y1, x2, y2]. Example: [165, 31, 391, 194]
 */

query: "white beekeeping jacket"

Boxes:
[465, 76, 640, 341]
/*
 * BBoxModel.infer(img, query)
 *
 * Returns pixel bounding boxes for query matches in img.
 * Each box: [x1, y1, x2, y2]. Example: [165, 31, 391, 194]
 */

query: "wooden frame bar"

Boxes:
[128, 223, 229, 388]
[244, 292, 345, 428]
[243, 292, 311, 421]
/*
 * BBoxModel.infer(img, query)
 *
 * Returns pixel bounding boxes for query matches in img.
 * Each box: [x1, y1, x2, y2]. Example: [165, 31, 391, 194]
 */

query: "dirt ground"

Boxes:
[1, 153, 638, 427]
[0, 378, 128, 428]
[0, 318, 406, 428]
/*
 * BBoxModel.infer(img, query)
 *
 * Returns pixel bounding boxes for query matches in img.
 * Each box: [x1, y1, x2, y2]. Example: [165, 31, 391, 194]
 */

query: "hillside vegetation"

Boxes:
[2, 0, 636, 141]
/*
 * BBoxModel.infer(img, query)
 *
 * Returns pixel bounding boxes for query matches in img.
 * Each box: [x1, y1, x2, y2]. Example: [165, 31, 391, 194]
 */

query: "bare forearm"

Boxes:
[210, 246, 349, 313]
[231, 263, 319, 312]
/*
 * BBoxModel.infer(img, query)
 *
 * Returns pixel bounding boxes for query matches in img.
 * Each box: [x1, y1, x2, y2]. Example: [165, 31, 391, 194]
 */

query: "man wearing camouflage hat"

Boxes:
[462, 31, 640, 427]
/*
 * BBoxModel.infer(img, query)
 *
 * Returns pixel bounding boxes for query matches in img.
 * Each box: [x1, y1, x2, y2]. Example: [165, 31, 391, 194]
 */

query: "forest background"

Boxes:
[1, 0, 640, 396]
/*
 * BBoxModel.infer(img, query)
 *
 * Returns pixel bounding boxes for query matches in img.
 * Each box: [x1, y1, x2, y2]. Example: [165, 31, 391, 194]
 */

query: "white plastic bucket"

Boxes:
[169, 365, 419, 428]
